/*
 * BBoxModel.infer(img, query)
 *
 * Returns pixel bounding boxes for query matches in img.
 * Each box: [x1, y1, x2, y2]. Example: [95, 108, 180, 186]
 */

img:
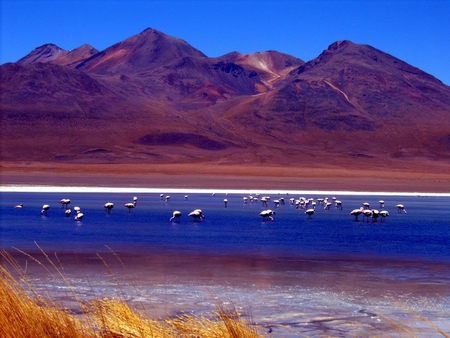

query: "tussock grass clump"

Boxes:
[0, 249, 265, 338]
[0, 264, 96, 338]
[92, 298, 262, 338]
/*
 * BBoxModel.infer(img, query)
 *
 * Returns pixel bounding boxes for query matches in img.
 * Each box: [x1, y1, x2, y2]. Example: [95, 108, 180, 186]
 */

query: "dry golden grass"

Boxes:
[0, 264, 96, 338]
[0, 249, 265, 338]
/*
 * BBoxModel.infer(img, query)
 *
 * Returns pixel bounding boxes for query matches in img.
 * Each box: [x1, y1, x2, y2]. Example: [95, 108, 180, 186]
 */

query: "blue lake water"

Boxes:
[1, 192, 450, 260]
[1, 191, 450, 336]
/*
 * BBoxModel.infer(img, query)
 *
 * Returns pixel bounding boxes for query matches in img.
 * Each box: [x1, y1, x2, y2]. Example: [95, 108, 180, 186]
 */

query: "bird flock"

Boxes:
[13, 192, 408, 224]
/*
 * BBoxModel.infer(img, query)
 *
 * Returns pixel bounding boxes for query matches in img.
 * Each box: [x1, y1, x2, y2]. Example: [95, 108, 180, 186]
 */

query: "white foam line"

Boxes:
[1, 185, 449, 197]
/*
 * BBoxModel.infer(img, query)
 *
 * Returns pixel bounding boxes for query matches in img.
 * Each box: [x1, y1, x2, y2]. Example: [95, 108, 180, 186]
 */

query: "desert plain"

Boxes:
[1, 161, 449, 193]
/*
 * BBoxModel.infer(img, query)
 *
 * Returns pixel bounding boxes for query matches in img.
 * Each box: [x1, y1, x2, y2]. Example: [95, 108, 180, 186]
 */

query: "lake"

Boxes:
[1, 190, 449, 336]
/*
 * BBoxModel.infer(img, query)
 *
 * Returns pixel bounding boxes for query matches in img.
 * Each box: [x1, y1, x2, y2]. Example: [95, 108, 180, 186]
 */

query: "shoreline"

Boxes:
[2, 184, 450, 196]
[2, 162, 450, 194]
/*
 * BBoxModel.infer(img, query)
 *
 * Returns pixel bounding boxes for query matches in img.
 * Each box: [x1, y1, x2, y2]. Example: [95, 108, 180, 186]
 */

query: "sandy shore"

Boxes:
[1, 162, 450, 193]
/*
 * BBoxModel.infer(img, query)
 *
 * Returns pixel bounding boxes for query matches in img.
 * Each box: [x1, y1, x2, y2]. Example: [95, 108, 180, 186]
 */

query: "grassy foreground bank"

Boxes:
[0, 250, 264, 338]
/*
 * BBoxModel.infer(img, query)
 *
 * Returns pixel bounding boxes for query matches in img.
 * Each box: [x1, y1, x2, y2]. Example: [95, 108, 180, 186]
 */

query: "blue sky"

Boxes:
[1, 0, 449, 85]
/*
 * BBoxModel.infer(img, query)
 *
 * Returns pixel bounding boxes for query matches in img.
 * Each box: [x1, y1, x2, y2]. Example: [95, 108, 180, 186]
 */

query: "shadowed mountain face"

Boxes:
[1, 29, 450, 170]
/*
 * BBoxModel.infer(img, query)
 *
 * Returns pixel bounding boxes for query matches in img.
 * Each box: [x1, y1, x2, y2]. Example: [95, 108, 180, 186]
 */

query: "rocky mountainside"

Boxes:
[1, 28, 449, 171]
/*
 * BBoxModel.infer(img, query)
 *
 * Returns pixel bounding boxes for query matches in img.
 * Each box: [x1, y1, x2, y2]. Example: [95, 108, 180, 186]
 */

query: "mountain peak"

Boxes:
[327, 40, 355, 51]
[17, 43, 66, 65]
[76, 27, 207, 74]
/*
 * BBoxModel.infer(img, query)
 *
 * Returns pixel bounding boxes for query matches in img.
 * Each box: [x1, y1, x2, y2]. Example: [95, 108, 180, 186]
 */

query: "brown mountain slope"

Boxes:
[17, 44, 67, 65]
[219, 41, 450, 162]
[2, 30, 450, 173]
[76, 28, 207, 74]
[74, 29, 304, 109]
[51, 44, 99, 67]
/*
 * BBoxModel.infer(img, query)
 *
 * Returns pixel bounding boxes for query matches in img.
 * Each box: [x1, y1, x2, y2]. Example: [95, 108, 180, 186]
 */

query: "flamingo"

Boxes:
[396, 204, 407, 213]
[60, 199, 71, 208]
[14, 204, 24, 209]
[165, 195, 171, 202]
[260, 197, 269, 207]
[273, 200, 280, 208]
[124, 202, 136, 213]
[74, 212, 84, 221]
[224, 199, 228, 208]
[41, 204, 50, 215]
[279, 197, 285, 205]
[184, 195, 189, 201]
[379, 200, 385, 208]
[104, 202, 114, 213]
[65, 209, 72, 216]
[124, 197, 137, 213]
[324, 202, 333, 210]
[74, 206, 81, 213]
[362, 202, 370, 209]
[259, 209, 275, 221]
[305, 208, 315, 218]
[188, 209, 205, 221]
[169, 211, 182, 222]
[160, 194, 164, 200]
[380, 210, 389, 221]
[362, 209, 373, 222]
[243, 197, 248, 204]
[335, 200, 343, 210]
[372, 209, 380, 221]
[350, 207, 364, 221]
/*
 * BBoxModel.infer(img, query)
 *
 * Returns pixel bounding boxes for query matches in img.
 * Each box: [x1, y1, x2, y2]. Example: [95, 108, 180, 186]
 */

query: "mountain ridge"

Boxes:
[2, 28, 450, 172]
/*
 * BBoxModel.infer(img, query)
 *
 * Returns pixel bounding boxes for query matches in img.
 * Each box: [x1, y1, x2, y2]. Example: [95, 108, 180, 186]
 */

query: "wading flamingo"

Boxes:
[188, 209, 205, 221]
[362, 209, 373, 222]
[124, 198, 137, 213]
[124, 202, 136, 213]
[396, 204, 407, 213]
[372, 209, 380, 221]
[169, 211, 182, 222]
[380, 210, 389, 221]
[60, 199, 71, 208]
[324, 202, 333, 210]
[305, 208, 315, 218]
[259, 209, 275, 221]
[14, 204, 24, 209]
[41, 204, 50, 215]
[104, 202, 114, 213]
[350, 207, 364, 221]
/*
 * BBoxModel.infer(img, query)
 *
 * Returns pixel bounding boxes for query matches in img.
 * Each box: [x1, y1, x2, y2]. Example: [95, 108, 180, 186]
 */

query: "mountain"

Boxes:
[76, 28, 207, 74]
[1, 29, 450, 172]
[17, 43, 99, 67]
[17, 44, 67, 65]
[218, 41, 450, 159]
[51, 44, 99, 67]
